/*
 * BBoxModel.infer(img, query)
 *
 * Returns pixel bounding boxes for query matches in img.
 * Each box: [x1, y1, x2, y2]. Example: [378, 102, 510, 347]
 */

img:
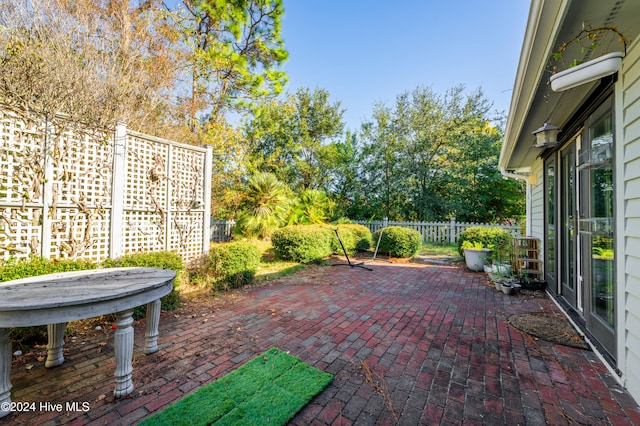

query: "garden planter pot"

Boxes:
[494, 263, 512, 276]
[463, 248, 492, 272]
[550, 51, 624, 92]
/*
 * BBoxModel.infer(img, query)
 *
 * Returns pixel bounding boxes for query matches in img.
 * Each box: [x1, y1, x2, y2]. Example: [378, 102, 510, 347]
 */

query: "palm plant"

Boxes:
[287, 189, 332, 225]
[235, 172, 291, 239]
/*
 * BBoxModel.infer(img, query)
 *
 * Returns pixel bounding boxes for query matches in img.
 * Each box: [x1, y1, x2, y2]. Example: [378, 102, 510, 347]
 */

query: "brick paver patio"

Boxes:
[3, 260, 640, 425]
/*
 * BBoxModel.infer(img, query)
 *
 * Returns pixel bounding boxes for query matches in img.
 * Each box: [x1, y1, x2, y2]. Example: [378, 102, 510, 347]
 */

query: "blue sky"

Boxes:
[279, 1, 531, 131]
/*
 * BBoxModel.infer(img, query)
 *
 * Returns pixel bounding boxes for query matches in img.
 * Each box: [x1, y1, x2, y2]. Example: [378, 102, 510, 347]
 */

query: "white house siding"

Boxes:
[529, 160, 545, 247]
[621, 38, 640, 402]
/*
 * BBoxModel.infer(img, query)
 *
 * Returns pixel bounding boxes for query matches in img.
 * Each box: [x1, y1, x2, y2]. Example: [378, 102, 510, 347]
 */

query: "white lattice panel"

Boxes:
[0, 207, 42, 261]
[122, 210, 166, 254]
[124, 135, 169, 211]
[50, 128, 113, 207]
[170, 147, 205, 210]
[48, 207, 110, 260]
[0, 111, 45, 204]
[170, 211, 204, 264]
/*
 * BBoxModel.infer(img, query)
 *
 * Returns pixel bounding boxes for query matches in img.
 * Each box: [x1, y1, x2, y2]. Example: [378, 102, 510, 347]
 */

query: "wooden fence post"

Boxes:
[109, 122, 127, 259]
[449, 217, 456, 243]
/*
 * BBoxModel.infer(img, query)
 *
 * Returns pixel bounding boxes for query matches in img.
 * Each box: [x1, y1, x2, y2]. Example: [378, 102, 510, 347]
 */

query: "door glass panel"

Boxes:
[590, 115, 614, 327]
[562, 147, 576, 295]
[580, 113, 614, 327]
[546, 158, 555, 282]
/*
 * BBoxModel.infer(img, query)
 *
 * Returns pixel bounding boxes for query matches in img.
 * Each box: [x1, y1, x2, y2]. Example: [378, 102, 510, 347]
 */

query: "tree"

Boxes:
[243, 87, 345, 191]
[0, 0, 178, 131]
[234, 172, 291, 239]
[178, 0, 288, 132]
[346, 85, 525, 222]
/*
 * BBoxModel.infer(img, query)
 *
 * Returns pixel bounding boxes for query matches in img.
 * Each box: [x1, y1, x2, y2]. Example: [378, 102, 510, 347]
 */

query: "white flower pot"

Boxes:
[550, 52, 624, 92]
[463, 248, 492, 272]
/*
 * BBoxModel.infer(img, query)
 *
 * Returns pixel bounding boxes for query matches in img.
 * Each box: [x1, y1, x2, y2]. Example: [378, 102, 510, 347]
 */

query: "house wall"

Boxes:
[620, 37, 640, 403]
[529, 160, 545, 245]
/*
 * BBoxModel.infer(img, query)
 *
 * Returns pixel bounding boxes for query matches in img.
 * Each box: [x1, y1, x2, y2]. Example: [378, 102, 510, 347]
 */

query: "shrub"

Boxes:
[206, 241, 261, 290]
[327, 224, 372, 254]
[373, 226, 422, 258]
[103, 251, 184, 315]
[271, 225, 334, 263]
[0, 256, 98, 351]
[457, 226, 513, 260]
[0, 256, 97, 282]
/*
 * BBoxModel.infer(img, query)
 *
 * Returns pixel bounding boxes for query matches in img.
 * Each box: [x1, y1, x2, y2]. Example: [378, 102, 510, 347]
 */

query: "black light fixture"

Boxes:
[532, 122, 561, 148]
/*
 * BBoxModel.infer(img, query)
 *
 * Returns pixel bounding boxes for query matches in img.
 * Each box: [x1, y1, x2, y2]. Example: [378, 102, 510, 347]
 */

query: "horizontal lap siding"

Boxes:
[622, 38, 640, 402]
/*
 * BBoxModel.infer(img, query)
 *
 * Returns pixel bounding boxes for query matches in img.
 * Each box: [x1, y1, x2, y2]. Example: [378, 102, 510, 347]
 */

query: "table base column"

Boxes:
[1, 328, 12, 419]
[45, 323, 66, 368]
[144, 299, 161, 354]
[113, 309, 134, 398]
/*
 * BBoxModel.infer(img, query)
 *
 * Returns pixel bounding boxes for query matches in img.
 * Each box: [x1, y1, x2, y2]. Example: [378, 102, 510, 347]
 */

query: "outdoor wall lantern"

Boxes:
[532, 122, 561, 148]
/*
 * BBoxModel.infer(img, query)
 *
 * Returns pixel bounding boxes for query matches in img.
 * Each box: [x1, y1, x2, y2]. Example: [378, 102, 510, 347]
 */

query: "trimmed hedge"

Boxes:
[271, 225, 334, 263]
[206, 241, 261, 290]
[373, 226, 422, 258]
[102, 251, 184, 314]
[331, 224, 372, 252]
[457, 226, 513, 258]
[0, 251, 184, 349]
[0, 257, 97, 282]
[271, 224, 373, 263]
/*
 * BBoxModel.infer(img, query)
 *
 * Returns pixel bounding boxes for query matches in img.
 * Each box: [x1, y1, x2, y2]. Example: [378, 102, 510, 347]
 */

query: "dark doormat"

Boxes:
[509, 313, 590, 350]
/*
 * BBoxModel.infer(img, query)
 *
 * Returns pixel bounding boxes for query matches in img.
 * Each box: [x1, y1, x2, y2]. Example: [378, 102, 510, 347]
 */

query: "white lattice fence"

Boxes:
[0, 108, 212, 265]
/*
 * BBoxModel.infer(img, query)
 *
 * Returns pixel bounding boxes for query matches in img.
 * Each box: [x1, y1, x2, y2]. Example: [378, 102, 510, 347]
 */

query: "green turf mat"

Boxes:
[138, 348, 333, 425]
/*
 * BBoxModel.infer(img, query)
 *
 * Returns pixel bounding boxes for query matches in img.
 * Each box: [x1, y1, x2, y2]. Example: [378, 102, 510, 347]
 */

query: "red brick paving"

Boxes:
[3, 261, 640, 425]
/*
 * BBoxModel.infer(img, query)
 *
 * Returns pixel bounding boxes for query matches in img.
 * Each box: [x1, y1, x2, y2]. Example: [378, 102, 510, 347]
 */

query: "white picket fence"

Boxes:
[209, 217, 521, 244]
[353, 218, 521, 244]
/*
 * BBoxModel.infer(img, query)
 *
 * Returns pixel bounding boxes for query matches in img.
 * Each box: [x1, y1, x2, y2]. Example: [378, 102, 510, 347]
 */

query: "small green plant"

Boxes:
[372, 226, 422, 258]
[461, 240, 489, 251]
[550, 24, 630, 73]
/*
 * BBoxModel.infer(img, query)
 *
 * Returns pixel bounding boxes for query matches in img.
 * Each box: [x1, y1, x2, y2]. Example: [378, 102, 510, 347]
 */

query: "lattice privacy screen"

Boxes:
[0, 109, 211, 265]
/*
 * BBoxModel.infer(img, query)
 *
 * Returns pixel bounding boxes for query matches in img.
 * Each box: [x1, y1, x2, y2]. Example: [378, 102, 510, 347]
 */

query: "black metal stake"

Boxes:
[331, 229, 372, 271]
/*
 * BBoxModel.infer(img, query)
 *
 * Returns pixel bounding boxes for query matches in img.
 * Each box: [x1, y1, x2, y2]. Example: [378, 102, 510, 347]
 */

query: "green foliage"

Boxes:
[0, 256, 97, 282]
[288, 189, 332, 225]
[243, 87, 345, 191]
[331, 85, 525, 222]
[457, 226, 513, 260]
[234, 172, 292, 238]
[271, 225, 334, 263]
[0, 256, 98, 352]
[329, 224, 372, 253]
[373, 226, 422, 258]
[183, 0, 288, 124]
[205, 242, 261, 290]
[103, 252, 184, 315]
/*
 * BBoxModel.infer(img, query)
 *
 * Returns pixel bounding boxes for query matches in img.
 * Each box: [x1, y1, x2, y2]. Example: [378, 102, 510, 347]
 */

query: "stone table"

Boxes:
[0, 267, 175, 418]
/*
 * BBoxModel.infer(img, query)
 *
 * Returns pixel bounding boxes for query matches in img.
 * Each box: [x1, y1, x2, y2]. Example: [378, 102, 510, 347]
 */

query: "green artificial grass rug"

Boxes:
[138, 348, 333, 426]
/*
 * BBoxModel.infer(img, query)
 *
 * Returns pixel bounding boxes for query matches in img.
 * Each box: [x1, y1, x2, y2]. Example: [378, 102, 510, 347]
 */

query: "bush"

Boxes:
[206, 241, 261, 290]
[457, 226, 513, 260]
[0, 256, 97, 282]
[373, 226, 422, 258]
[0, 256, 98, 351]
[103, 251, 184, 315]
[271, 225, 334, 263]
[326, 224, 372, 255]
